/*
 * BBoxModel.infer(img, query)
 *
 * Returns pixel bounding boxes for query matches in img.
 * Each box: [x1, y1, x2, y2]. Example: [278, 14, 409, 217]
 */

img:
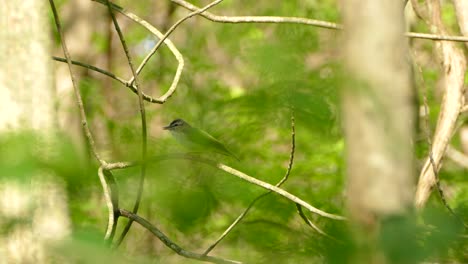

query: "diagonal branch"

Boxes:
[119, 209, 242, 264]
[52, 56, 161, 103]
[413, 0, 467, 208]
[104, 154, 346, 221]
[216, 163, 345, 220]
[48, 0, 106, 165]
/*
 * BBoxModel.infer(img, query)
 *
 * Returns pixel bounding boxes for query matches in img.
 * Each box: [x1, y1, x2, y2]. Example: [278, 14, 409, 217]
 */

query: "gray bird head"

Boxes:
[163, 119, 190, 132]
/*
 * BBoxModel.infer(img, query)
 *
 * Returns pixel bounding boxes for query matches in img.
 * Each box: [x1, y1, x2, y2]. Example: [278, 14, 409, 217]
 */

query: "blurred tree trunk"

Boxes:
[0, 0, 70, 262]
[0, 0, 55, 129]
[341, 0, 415, 262]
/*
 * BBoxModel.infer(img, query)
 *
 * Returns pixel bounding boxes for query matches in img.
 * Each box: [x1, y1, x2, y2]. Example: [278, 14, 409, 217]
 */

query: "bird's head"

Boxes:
[163, 119, 190, 133]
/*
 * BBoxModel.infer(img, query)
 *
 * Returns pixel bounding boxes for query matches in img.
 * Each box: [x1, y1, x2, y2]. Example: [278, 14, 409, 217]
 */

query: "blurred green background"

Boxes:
[2, 0, 467, 263]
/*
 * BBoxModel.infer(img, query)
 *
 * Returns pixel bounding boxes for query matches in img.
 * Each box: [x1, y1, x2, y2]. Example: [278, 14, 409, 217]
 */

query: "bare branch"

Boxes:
[93, 0, 223, 99]
[412, 48, 458, 221]
[119, 209, 242, 264]
[105, 154, 346, 221]
[104, 0, 148, 246]
[218, 164, 345, 220]
[414, 0, 467, 208]
[126, 0, 224, 89]
[172, 0, 468, 42]
[52, 56, 161, 103]
[48, 0, 106, 165]
[404, 32, 468, 42]
[61, 0, 468, 110]
[92, 0, 184, 104]
[171, 0, 342, 30]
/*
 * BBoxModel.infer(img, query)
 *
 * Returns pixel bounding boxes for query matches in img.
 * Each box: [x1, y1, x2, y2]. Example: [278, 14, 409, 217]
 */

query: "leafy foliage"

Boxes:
[2, 0, 466, 263]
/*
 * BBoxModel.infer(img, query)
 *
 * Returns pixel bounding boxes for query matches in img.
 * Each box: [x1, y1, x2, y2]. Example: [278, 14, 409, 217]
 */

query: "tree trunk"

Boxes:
[0, 0, 54, 130]
[0, 1, 70, 262]
[341, 0, 415, 262]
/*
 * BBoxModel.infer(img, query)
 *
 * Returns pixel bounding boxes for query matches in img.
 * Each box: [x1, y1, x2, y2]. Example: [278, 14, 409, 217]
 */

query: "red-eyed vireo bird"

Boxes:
[163, 119, 239, 160]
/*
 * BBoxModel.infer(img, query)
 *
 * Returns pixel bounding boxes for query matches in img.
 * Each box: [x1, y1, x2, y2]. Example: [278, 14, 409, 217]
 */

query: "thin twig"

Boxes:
[280, 112, 296, 186]
[203, 112, 297, 255]
[204, 192, 273, 255]
[91, 0, 184, 103]
[104, 0, 148, 247]
[105, 154, 346, 220]
[52, 56, 160, 103]
[48, 0, 106, 165]
[52, 56, 126, 83]
[119, 209, 242, 264]
[404, 32, 468, 42]
[295, 204, 339, 242]
[171, 0, 468, 43]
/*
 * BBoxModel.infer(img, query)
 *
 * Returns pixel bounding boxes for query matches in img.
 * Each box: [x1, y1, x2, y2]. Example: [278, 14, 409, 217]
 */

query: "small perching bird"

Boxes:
[163, 119, 239, 160]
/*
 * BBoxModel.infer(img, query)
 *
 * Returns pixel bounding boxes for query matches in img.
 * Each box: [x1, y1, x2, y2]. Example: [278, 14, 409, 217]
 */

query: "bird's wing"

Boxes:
[189, 128, 237, 158]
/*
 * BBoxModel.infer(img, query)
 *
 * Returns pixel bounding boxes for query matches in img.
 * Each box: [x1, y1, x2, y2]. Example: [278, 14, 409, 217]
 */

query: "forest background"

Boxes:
[0, 0, 467, 263]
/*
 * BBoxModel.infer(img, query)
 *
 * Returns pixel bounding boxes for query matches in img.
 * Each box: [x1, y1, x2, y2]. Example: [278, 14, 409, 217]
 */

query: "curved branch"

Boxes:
[295, 204, 338, 241]
[92, 0, 184, 104]
[92, 0, 221, 103]
[126, 0, 223, 91]
[98, 167, 119, 242]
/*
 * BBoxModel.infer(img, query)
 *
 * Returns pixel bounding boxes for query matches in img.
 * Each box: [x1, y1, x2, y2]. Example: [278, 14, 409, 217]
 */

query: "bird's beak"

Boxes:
[163, 125, 171, 130]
